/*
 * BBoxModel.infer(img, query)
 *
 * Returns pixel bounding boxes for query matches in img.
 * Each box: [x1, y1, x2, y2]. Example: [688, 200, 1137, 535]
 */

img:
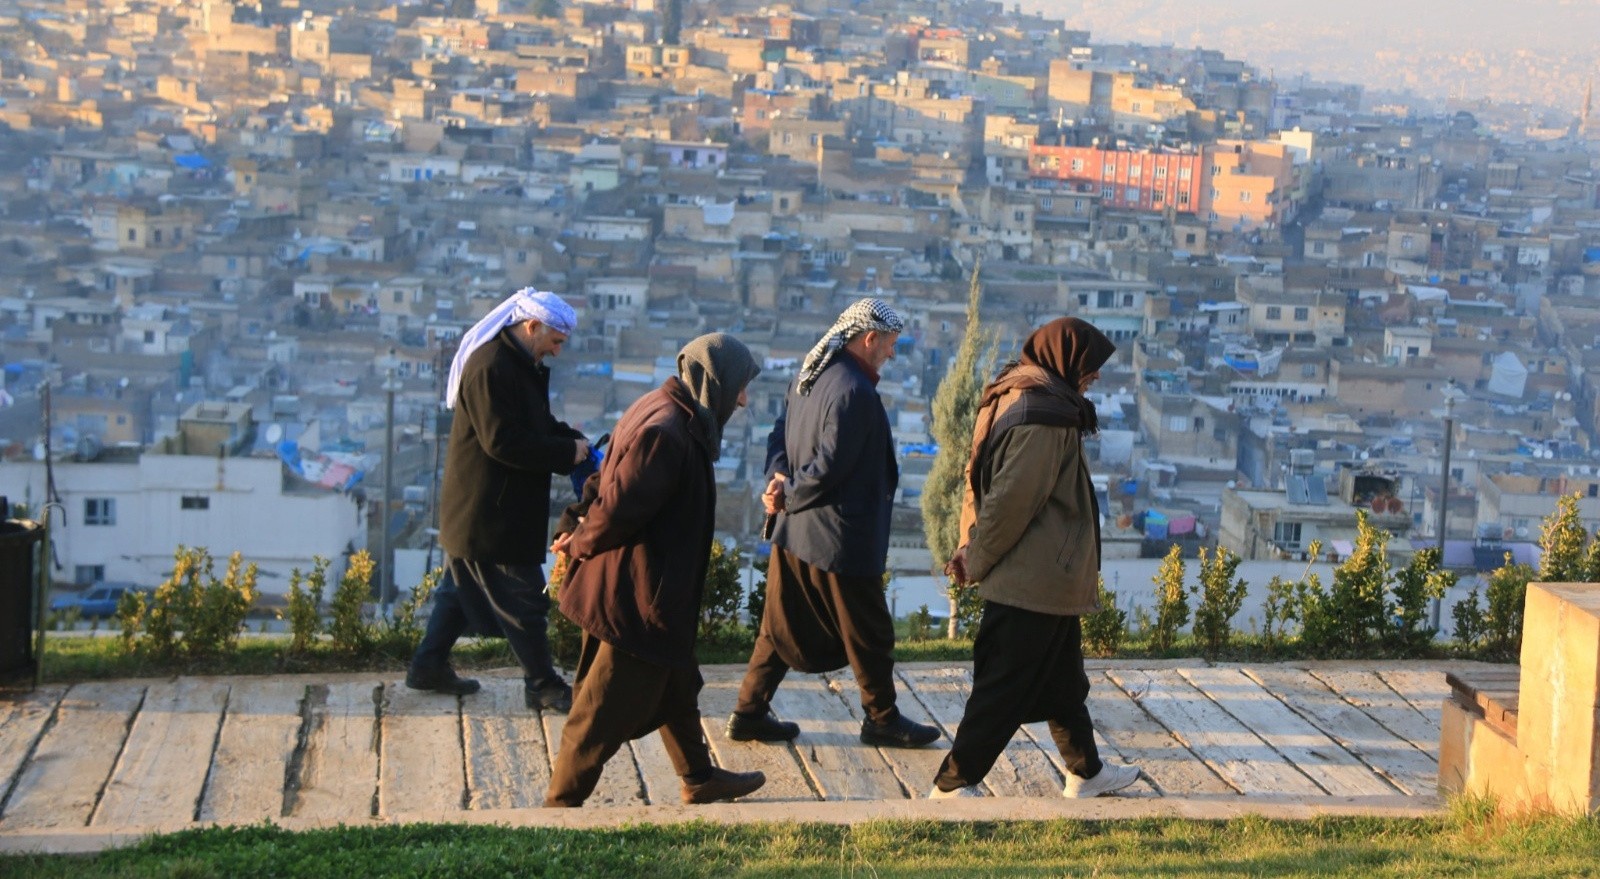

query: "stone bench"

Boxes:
[1438, 582, 1600, 814]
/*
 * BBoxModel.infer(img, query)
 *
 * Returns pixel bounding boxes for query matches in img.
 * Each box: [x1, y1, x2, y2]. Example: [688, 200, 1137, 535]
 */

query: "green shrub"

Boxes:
[284, 556, 329, 655]
[116, 546, 256, 659]
[1149, 544, 1188, 652]
[1082, 575, 1127, 657]
[327, 550, 375, 655]
[1193, 545, 1247, 658]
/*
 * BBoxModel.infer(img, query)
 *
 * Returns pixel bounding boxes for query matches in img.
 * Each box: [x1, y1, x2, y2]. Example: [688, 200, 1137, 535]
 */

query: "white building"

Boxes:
[2, 403, 366, 593]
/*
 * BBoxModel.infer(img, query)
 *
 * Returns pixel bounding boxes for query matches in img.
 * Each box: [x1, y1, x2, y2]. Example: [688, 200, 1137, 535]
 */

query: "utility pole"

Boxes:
[380, 351, 401, 614]
[1432, 380, 1456, 631]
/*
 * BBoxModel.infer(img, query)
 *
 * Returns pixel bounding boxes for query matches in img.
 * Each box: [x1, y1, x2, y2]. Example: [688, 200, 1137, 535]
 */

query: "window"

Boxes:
[1013, 210, 1025, 222]
[1040, 196, 1053, 209]
[1153, 190, 1165, 203]
[181, 496, 210, 510]
[1294, 307, 1309, 321]
[143, 330, 155, 344]
[1273, 521, 1303, 546]
[1239, 191, 1252, 203]
[1302, 363, 1317, 378]
[393, 290, 404, 304]
[1073, 198, 1085, 212]
[127, 229, 137, 242]
[74, 564, 105, 585]
[1102, 162, 1115, 178]
[1178, 191, 1190, 206]
[1168, 416, 1189, 432]
[153, 229, 162, 244]
[1266, 306, 1282, 320]
[1194, 417, 1205, 432]
[84, 497, 116, 526]
[1401, 234, 1414, 251]
[1129, 164, 1141, 178]
[1178, 167, 1191, 180]
[1154, 165, 1167, 179]
[1101, 186, 1113, 199]
[1070, 158, 1083, 172]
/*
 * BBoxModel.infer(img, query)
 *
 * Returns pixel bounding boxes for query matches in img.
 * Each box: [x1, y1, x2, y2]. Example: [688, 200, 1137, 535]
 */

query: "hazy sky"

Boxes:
[1018, 0, 1600, 107]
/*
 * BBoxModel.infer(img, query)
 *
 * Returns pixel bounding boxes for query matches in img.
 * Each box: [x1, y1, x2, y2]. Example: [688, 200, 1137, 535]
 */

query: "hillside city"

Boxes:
[3, 0, 1600, 621]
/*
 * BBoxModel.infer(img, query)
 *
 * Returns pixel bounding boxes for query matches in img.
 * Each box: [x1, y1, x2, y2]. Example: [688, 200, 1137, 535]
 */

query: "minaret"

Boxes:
[1583, 78, 1595, 136]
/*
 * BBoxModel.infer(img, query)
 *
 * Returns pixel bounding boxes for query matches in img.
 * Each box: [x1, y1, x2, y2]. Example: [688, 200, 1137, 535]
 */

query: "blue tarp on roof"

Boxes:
[1584, 246, 1600, 263]
[173, 153, 210, 169]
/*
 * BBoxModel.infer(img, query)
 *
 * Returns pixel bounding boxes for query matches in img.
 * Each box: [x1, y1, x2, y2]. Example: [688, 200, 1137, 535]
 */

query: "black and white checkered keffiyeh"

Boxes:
[796, 298, 905, 396]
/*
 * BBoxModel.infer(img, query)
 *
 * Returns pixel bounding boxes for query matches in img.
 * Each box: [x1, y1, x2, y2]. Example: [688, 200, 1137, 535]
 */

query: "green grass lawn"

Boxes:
[3, 808, 1597, 878]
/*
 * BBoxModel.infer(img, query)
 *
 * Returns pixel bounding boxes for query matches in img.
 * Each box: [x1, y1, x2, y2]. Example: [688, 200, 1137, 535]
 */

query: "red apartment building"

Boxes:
[1028, 145, 1204, 215]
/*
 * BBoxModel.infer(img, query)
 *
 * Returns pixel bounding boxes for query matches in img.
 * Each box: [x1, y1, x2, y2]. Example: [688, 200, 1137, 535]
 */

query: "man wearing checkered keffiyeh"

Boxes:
[723, 298, 941, 750]
[795, 297, 906, 396]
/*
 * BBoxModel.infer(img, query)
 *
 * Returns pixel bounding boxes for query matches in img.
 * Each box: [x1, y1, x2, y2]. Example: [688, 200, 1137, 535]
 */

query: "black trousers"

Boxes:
[933, 601, 1103, 791]
[735, 546, 899, 724]
[411, 558, 561, 688]
[545, 632, 710, 807]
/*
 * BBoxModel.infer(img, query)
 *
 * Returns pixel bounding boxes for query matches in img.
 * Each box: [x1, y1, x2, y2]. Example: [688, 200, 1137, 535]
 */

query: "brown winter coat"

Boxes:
[558, 377, 716, 670]
[959, 391, 1102, 617]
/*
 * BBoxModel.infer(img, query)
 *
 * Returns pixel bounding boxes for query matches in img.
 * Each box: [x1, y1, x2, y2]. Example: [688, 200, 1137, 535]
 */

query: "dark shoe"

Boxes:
[681, 767, 766, 804]
[525, 680, 572, 713]
[405, 664, 481, 696]
[726, 710, 799, 742]
[860, 713, 939, 748]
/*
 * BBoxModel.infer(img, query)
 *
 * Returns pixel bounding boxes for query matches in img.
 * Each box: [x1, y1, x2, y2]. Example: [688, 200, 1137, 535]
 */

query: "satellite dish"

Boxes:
[265, 424, 284, 444]
[1515, 526, 1530, 539]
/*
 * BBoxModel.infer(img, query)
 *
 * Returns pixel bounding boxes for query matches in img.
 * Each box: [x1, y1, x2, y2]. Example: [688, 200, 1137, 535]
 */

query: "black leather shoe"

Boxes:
[726, 710, 800, 742]
[405, 664, 481, 696]
[681, 767, 766, 804]
[860, 713, 939, 748]
[525, 680, 572, 713]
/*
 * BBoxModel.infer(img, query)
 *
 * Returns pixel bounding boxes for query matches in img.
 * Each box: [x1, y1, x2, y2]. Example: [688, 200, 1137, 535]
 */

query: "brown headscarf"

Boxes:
[966, 318, 1116, 499]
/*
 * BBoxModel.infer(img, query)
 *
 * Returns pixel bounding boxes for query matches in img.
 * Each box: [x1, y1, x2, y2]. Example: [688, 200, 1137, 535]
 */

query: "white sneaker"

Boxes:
[1061, 762, 1140, 798]
[927, 783, 985, 799]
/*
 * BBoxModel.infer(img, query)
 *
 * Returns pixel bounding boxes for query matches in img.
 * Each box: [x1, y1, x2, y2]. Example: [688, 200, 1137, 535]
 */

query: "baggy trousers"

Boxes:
[735, 545, 900, 724]
[545, 632, 711, 807]
[933, 601, 1103, 791]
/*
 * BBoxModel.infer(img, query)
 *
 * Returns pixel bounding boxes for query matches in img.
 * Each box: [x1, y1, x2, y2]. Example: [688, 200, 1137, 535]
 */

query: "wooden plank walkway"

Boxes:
[0, 660, 1495, 836]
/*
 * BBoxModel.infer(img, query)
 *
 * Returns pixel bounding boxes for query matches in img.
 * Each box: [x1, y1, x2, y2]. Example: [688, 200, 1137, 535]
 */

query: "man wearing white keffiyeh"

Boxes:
[725, 298, 939, 750]
[407, 288, 589, 713]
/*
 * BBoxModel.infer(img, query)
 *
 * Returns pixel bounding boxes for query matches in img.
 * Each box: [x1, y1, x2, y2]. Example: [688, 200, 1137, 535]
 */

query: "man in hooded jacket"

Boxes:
[929, 317, 1142, 800]
[545, 333, 767, 807]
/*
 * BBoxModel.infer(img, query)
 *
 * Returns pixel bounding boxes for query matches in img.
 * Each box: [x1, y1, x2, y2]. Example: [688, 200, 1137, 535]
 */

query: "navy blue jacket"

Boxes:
[767, 355, 898, 578]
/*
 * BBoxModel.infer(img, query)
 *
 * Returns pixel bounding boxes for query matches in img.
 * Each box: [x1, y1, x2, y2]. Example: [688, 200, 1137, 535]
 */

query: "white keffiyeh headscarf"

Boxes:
[796, 298, 905, 396]
[444, 288, 577, 409]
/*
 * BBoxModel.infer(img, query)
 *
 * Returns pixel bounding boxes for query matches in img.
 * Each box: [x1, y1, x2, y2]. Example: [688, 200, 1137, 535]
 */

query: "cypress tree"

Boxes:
[921, 262, 995, 637]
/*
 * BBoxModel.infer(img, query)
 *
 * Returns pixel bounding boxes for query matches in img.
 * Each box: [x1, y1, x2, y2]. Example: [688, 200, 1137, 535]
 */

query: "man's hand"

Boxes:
[550, 519, 581, 557]
[572, 438, 591, 466]
[762, 473, 787, 515]
[944, 545, 970, 585]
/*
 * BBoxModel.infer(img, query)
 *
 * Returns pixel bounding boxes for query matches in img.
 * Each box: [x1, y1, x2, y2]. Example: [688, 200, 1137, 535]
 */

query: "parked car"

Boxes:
[49, 583, 145, 618]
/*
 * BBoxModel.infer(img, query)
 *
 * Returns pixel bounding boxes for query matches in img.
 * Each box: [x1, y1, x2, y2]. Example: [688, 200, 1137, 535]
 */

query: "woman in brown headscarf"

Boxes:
[928, 317, 1142, 799]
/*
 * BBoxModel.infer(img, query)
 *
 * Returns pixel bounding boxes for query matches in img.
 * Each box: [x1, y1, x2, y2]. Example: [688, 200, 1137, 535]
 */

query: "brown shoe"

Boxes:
[681, 767, 766, 804]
